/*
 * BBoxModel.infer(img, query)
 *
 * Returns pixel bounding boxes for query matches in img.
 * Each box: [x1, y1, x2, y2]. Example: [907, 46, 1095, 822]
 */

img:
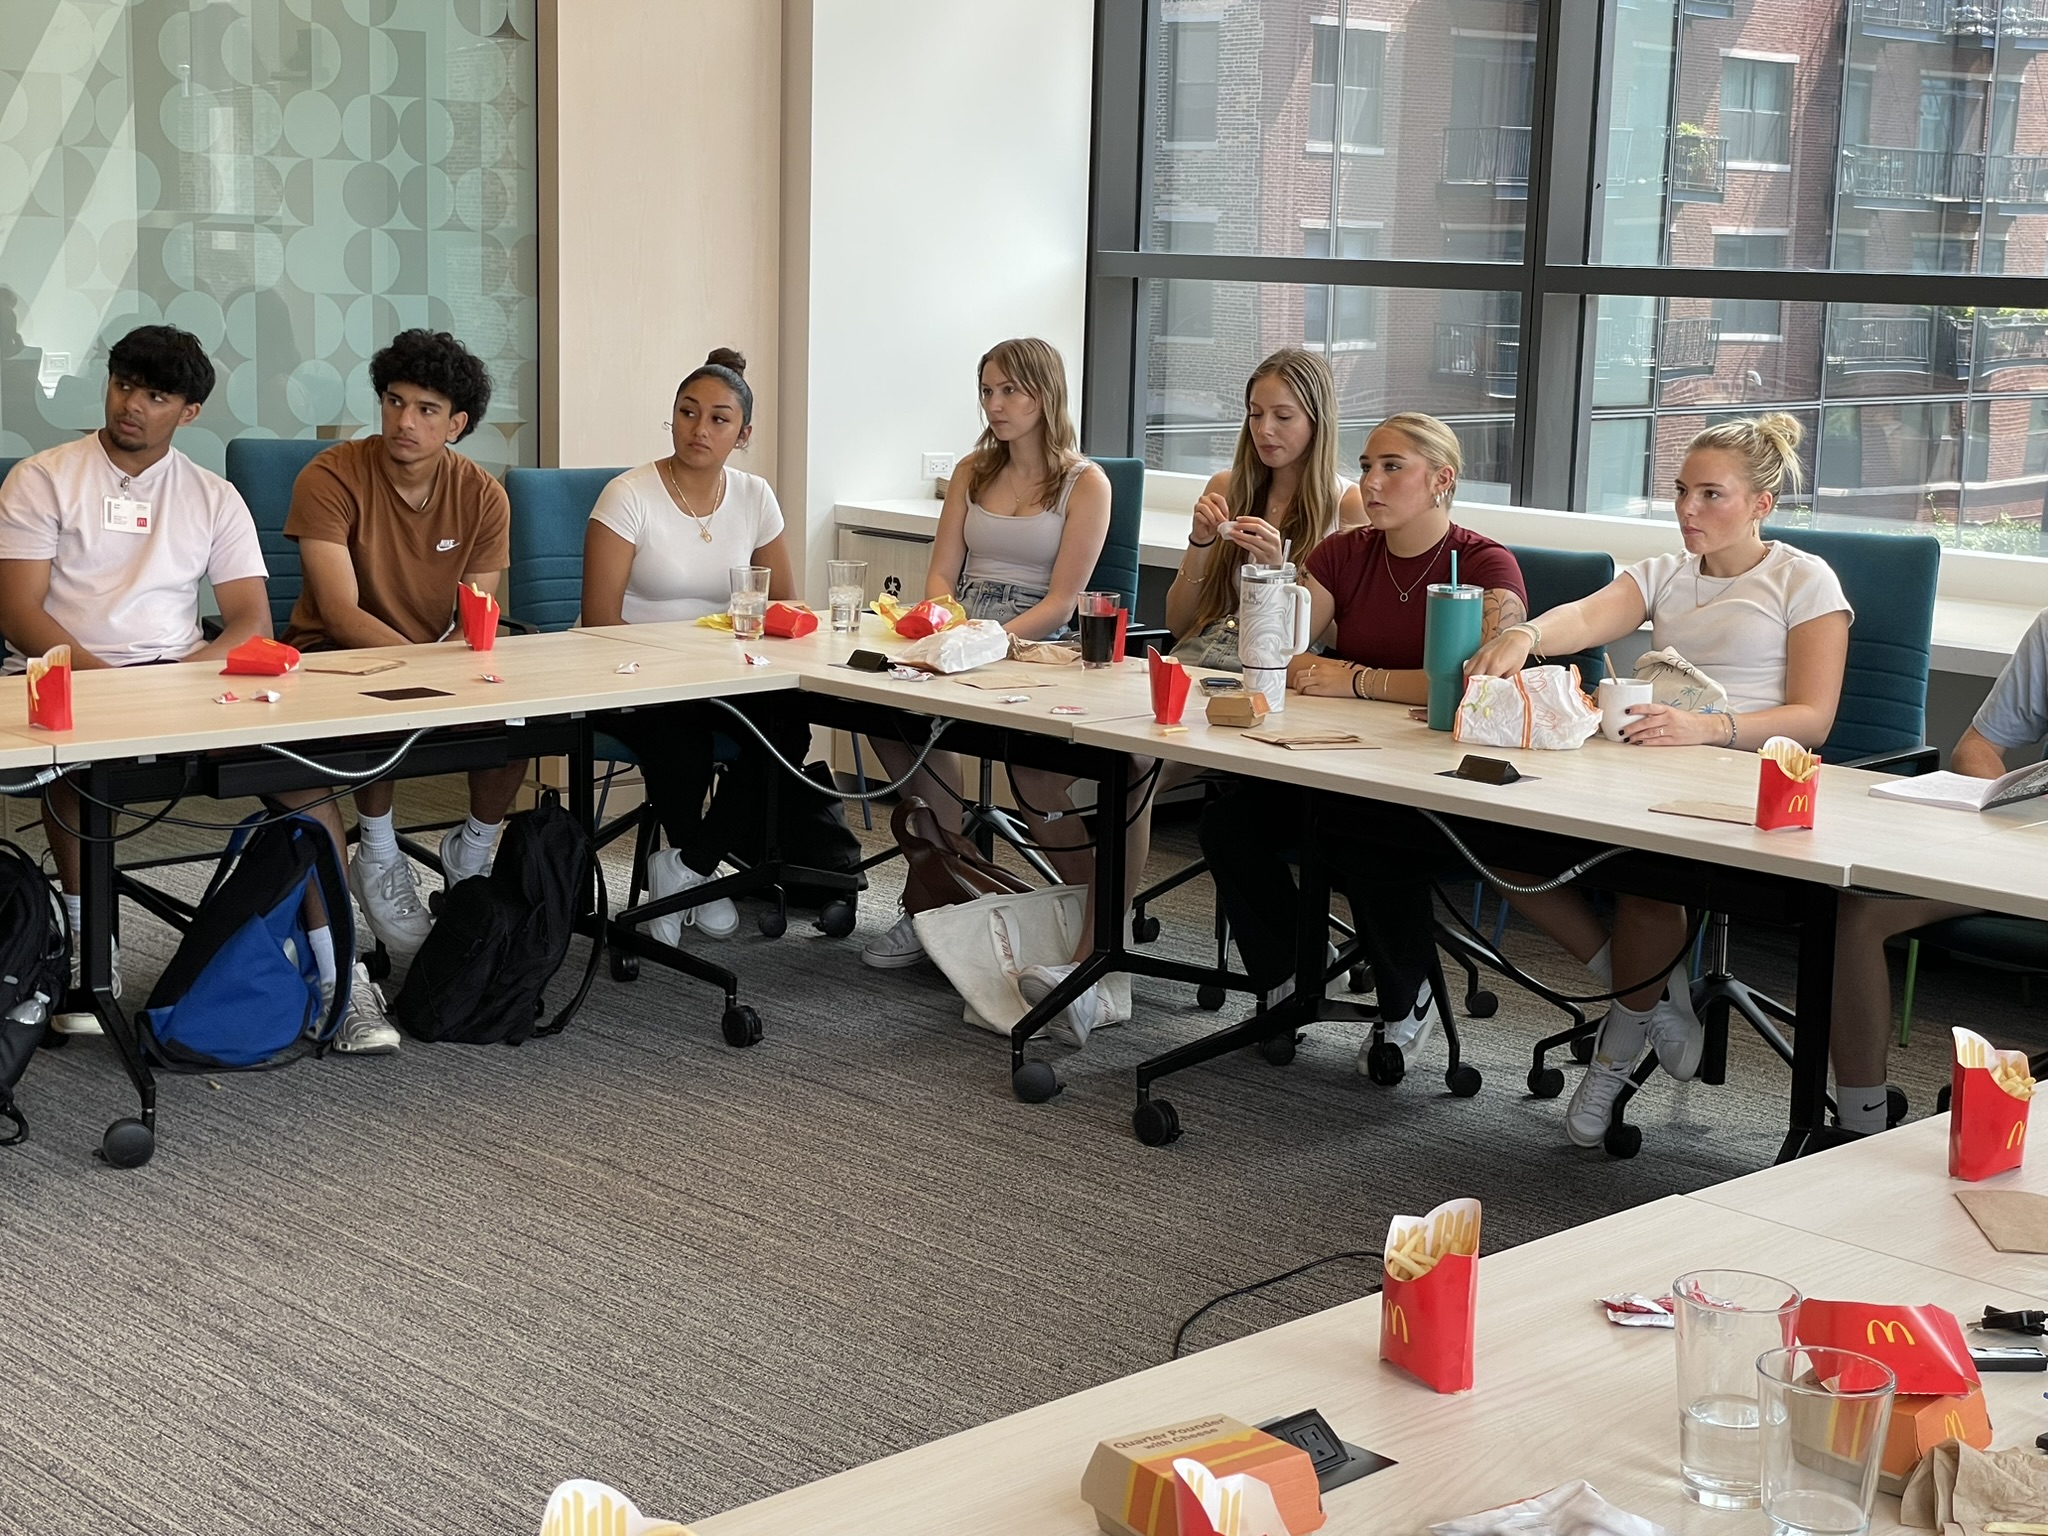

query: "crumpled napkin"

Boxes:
[1430, 1481, 1671, 1536]
[1901, 1441, 2048, 1533]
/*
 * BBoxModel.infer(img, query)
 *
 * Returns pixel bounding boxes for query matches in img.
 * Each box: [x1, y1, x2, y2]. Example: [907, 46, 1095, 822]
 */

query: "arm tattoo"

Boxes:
[1482, 588, 1527, 643]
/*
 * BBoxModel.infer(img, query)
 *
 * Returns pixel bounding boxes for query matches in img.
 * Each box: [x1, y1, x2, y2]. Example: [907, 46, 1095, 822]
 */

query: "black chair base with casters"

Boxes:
[1129, 805, 1482, 1148]
[600, 756, 863, 1048]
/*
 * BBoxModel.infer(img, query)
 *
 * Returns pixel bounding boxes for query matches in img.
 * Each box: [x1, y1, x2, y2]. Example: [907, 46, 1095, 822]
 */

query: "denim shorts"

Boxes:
[958, 577, 1070, 638]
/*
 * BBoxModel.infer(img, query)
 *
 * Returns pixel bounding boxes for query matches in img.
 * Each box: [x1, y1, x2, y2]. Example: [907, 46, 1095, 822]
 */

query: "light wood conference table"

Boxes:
[694, 1178, 2048, 1536]
[1690, 1113, 2048, 1299]
[3, 629, 793, 763]
[1848, 805, 2048, 923]
[0, 730, 55, 771]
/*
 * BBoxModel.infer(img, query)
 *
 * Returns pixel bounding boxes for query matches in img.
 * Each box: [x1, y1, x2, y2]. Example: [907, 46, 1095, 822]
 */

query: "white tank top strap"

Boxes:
[1050, 458, 1088, 518]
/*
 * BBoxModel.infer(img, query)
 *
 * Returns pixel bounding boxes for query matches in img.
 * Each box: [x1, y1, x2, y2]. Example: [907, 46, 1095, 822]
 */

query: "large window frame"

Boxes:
[1082, 0, 2048, 516]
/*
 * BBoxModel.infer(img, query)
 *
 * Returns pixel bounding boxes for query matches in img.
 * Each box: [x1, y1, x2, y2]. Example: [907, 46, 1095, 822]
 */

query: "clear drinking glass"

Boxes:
[827, 560, 866, 633]
[1756, 1347, 1895, 1536]
[1078, 590, 1120, 668]
[729, 565, 771, 640]
[1672, 1270, 1803, 1509]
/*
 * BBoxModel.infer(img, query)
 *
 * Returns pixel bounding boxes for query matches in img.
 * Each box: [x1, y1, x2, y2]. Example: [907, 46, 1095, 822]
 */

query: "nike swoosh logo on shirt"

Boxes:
[436, 539, 459, 552]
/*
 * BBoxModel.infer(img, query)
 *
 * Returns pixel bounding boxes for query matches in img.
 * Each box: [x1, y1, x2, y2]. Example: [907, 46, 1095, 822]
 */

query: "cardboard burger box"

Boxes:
[1080, 1413, 1324, 1536]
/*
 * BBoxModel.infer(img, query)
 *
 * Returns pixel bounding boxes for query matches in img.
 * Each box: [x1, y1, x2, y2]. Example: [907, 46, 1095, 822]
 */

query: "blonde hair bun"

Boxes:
[1686, 413, 1805, 499]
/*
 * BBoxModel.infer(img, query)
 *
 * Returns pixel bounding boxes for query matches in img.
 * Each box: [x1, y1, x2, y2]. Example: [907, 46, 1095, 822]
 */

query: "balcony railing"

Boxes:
[1434, 321, 1522, 398]
[1594, 314, 1721, 379]
[1855, 0, 1999, 37]
[1671, 133, 1728, 200]
[1980, 316, 2048, 371]
[1844, 145, 2048, 205]
[1441, 126, 1532, 194]
[1825, 314, 1935, 372]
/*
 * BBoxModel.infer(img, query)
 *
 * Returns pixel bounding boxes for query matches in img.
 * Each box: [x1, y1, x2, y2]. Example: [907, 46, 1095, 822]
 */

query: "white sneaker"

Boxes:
[54, 935, 119, 1034]
[862, 909, 926, 969]
[644, 848, 739, 942]
[1644, 975, 1704, 1082]
[324, 962, 400, 1055]
[438, 824, 495, 885]
[1016, 961, 1104, 1048]
[1377, 983, 1441, 1060]
[1565, 1056, 1636, 1147]
[348, 847, 431, 964]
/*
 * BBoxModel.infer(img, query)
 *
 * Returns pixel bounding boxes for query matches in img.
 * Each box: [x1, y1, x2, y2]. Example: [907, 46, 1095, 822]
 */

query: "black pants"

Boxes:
[600, 695, 812, 877]
[1198, 784, 1457, 1020]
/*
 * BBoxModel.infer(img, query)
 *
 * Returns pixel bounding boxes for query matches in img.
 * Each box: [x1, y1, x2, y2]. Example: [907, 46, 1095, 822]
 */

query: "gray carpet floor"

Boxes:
[0, 781, 2038, 1533]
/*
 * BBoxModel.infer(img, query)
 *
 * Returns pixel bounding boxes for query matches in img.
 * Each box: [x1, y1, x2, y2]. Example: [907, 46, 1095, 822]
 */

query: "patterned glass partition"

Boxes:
[0, 0, 538, 472]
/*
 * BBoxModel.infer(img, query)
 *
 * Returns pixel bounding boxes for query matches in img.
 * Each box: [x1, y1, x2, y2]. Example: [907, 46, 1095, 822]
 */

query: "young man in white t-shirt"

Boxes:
[0, 327, 294, 1031]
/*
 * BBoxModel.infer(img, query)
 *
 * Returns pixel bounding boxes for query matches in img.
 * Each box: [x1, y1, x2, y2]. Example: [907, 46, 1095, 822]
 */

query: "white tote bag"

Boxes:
[912, 885, 1131, 1041]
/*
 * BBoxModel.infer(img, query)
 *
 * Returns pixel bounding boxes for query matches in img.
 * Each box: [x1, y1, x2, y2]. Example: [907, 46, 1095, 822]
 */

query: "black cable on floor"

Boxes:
[1171, 1250, 1380, 1360]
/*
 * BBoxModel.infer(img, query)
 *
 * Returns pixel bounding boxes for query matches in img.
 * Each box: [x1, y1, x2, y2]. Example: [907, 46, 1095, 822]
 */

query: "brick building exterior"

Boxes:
[1142, 0, 2048, 545]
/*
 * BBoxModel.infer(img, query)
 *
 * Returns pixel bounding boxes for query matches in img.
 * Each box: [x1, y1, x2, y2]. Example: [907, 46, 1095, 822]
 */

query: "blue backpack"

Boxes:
[141, 813, 353, 1070]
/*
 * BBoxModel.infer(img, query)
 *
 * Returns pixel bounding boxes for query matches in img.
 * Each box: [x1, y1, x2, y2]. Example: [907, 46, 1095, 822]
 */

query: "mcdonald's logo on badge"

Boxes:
[1866, 1319, 1916, 1347]
[1788, 794, 1811, 814]
[1944, 1410, 1966, 1440]
[2008, 1121, 2027, 1149]
[1386, 1302, 1409, 1343]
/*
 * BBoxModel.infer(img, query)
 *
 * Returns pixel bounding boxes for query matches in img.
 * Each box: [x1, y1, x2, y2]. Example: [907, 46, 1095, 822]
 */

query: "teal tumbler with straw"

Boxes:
[1423, 549, 1484, 731]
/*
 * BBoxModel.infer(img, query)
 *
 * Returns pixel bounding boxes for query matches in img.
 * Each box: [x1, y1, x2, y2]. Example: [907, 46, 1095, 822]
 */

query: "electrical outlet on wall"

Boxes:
[921, 452, 956, 481]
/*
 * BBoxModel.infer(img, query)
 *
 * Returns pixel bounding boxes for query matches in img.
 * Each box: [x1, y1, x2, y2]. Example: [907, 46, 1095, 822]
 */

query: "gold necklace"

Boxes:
[660, 458, 723, 542]
[1382, 526, 1453, 602]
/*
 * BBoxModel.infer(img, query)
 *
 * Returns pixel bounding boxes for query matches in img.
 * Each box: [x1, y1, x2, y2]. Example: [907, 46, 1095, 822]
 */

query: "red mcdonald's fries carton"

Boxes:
[458, 581, 500, 652]
[763, 601, 818, 639]
[1379, 1197, 1480, 1394]
[1797, 1299, 1989, 1491]
[25, 645, 71, 732]
[1949, 1026, 2033, 1181]
[1079, 1414, 1324, 1536]
[1754, 736, 1819, 831]
[1148, 648, 1191, 725]
[222, 636, 301, 676]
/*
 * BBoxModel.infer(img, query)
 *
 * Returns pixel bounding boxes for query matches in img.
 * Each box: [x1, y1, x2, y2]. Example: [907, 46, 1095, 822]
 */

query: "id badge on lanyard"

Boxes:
[104, 496, 152, 534]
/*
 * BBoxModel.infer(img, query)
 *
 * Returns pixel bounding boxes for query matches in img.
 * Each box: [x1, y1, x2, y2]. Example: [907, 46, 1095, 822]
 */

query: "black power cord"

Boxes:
[1172, 1251, 1381, 1360]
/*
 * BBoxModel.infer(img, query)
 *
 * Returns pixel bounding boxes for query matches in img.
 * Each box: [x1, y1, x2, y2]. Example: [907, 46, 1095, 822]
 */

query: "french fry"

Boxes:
[1759, 735, 1820, 783]
[1956, 1027, 2035, 1101]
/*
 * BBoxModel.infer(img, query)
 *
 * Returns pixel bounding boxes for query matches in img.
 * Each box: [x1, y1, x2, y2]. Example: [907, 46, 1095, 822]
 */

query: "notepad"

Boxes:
[1867, 759, 2048, 813]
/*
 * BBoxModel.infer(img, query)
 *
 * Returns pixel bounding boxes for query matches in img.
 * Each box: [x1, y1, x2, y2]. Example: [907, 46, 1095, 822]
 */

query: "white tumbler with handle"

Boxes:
[1237, 561, 1312, 714]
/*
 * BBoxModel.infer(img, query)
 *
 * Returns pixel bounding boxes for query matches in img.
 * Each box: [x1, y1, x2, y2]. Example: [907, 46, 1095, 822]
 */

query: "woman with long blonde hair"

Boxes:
[862, 339, 1113, 980]
[1167, 348, 1363, 668]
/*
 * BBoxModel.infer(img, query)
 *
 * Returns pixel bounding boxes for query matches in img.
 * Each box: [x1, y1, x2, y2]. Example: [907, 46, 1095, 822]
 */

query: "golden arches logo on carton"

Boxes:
[2008, 1121, 2027, 1149]
[1866, 1319, 1916, 1347]
[1787, 793, 1812, 814]
[1943, 1409, 1967, 1440]
[1386, 1302, 1409, 1343]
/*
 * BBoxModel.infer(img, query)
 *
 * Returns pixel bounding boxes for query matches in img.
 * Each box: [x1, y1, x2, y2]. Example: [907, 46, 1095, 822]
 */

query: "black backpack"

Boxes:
[394, 791, 603, 1045]
[0, 840, 67, 1145]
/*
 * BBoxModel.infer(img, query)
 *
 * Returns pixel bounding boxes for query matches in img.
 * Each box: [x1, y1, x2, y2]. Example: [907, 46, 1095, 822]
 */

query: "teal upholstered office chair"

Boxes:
[0, 456, 20, 486]
[223, 437, 330, 634]
[1594, 524, 1942, 1157]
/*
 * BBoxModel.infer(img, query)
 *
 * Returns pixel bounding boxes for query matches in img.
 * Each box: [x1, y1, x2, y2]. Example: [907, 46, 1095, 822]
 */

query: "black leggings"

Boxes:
[1198, 783, 1459, 1019]
[600, 695, 812, 877]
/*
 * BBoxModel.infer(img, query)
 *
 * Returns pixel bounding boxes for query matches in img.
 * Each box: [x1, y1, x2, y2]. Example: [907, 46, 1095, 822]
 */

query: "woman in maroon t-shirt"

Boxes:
[1286, 414, 1525, 704]
[1200, 413, 1526, 1069]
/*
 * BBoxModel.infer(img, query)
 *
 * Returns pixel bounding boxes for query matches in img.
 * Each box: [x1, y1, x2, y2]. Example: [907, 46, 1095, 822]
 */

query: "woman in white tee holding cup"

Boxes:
[1465, 414, 1851, 1147]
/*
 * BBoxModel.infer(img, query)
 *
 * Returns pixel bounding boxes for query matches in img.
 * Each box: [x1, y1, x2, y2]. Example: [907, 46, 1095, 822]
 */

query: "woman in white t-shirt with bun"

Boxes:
[583, 348, 808, 944]
[1466, 414, 1852, 1147]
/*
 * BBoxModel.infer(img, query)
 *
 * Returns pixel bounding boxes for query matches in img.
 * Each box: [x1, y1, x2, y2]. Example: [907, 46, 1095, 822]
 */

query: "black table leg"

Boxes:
[76, 763, 156, 1167]
[1779, 882, 1840, 1163]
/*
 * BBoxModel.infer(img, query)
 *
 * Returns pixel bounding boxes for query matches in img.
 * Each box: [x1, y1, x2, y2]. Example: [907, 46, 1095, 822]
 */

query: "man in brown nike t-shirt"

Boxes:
[275, 330, 524, 1009]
